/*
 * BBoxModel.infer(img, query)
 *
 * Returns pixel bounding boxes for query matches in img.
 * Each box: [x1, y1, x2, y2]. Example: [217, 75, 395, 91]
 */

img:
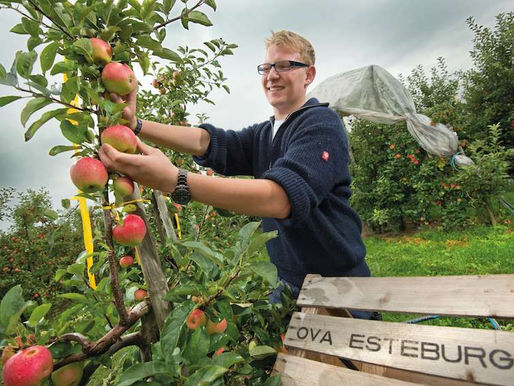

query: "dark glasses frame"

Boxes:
[257, 60, 309, 75]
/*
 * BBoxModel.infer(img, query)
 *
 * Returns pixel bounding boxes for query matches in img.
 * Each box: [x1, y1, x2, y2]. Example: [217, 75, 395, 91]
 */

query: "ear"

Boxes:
[305, 65, 316, 87]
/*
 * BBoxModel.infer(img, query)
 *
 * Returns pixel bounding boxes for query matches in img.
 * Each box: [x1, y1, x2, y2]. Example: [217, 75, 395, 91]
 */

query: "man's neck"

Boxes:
[274, 99, 307, 120]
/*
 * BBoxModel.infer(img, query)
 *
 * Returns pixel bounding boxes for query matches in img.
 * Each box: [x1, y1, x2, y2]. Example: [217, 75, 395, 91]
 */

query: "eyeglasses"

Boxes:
[257, 60, 309, 75]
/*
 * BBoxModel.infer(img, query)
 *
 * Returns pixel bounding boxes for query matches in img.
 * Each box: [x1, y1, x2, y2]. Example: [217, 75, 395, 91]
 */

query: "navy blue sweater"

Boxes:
[194, 98, 369, 287]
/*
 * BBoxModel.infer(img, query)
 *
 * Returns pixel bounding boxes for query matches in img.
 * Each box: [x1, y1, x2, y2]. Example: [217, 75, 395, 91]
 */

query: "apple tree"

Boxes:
[0, 1, 290, 384]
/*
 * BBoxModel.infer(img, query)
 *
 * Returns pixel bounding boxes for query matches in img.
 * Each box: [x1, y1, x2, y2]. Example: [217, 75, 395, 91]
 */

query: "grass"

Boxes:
[363, 224, 514, 330]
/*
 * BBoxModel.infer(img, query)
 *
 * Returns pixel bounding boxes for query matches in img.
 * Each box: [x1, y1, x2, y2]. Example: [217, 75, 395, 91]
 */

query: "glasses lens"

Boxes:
[275, 61, 292, 72]
[258, 64, 271, 74]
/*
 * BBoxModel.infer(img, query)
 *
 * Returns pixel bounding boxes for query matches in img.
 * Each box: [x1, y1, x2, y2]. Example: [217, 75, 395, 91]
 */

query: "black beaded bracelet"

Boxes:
[133, 118, 143, 136]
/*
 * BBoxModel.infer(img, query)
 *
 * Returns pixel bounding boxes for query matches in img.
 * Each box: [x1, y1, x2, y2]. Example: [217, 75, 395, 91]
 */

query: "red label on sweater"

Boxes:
[321, 151, 330, 162]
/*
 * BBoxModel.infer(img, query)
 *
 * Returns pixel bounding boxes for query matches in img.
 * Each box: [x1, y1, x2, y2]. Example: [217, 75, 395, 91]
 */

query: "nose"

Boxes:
[266, 66, 280, 80]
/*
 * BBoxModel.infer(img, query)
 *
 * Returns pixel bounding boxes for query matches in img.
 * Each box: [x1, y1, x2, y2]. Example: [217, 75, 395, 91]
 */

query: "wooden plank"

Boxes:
[285, 312, 514, 385]
[297, 274, 514, 318]
[274, 353, 419, 385]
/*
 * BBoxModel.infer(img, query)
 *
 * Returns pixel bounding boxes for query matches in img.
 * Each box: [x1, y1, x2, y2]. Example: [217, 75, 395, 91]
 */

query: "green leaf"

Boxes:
[49, 145, 77, 156]
[187, 10, 212, 26]
[24, 108, 67, 141]
[204, 0, 216, 11]
[0, 62, 18, 86]
[61, 198, 71, 209]
[185, 366, 228, 386]
[182, 241, 224, 267]
[50, 61, 77, 76]
[73, 38, 93, 63]
[136, 35, 162, 51]
[238, 221, 261, 249]
[153, 48, 181, 62]
[117, 361, 173, 386]
[249, 344, 276, 359]
[21, 17, 40, 37]
[15, 51, 37, 78]
[249, 261, 277, 284]
[263, 375, 282, 386]
[0, 285, 29, 336]
[10, 23, 27, 35]
[55, 269, 67, 282]
[247, 230, 277, 256]
[29, 74, 48, 87]
[0, 96, 22, 108]
[28, 303, 52, 327]
[60, 119, 87, 144]
[163, 0, 176, 14]
[61, 76, 80, 103]
[0, 63, 6, 79]
[183, 327, 210, 363]
[57, 293, 88, 302]
[40, 42, 59, 73]
[204, 41, 216, 52]
[48, 341, 82, 360]
[212, 352, 244, 368]
[160, 302, 194, 362]
[67, 263, 85, 276]
[28, 36, 43, 51]
[21, 97, 52, 127]
[43, 209, 58, 220]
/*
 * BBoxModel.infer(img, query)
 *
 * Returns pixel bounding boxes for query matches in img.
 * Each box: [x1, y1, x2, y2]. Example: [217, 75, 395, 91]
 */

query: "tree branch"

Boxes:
[26, 0, 75, 40]
[1, 4, 63, 36]
[103, 192, 130, 325]
[15, 86, 94, 114]
[53, 301, 151, 370]
[154, 0, 206, 31]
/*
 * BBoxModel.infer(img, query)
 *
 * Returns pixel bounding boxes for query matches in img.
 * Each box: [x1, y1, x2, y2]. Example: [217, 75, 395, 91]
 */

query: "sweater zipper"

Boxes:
[268, 102, 328, 169]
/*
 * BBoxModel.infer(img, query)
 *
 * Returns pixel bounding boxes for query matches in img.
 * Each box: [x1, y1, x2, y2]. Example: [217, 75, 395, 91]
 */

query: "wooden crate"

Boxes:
[273, 274, 514, 385]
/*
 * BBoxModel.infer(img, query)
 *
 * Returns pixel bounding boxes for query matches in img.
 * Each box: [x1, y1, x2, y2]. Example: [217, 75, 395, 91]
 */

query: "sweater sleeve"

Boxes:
[193, 123, 258, 176]
[262, 111, 350, 224]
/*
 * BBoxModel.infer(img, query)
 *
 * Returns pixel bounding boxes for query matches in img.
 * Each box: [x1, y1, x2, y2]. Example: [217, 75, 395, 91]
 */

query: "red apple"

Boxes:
[90, 38, 111, 65]
[112, 214, 146, 246]
[101, 125, 137, 154]
[134, 289, 147, 301]
[119, 255, 134, 268]
[70, 157, 108, 193]
[186, 309, 207, 330]
[206, 318, 227, 335]
[101, 62, 136, 95]
[2, 345, 53, 386]
[51, 362, 83, 386]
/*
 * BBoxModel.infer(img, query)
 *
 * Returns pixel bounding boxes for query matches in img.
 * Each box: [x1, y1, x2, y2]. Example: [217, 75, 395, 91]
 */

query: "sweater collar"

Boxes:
[269, 98, 329, 126]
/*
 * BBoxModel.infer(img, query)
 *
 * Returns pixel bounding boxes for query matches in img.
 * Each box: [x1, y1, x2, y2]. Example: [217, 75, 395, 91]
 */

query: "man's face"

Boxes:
[261, 44, 315, 119]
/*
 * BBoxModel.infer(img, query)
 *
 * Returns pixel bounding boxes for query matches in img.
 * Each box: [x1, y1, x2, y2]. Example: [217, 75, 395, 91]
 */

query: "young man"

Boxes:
[100, 31, 372, 316]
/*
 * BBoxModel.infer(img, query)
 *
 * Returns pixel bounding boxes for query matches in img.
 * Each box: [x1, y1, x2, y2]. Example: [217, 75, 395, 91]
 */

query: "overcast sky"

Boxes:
[0, 0, 512, 225]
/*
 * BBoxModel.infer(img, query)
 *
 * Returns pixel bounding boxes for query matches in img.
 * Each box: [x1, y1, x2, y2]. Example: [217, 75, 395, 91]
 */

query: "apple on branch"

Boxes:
[112, 214, 146, 246]
[90, 38, 112, 65]
[206, 318, 227, 335]
[2, 345, 53, 386]
[101, 125, 137, 154]
[186, 309, 207, 330]
[70, 157, 108, 193]
[101, 62, 136, 96]
[119, 255, 134, 268]
[134, 289, 147, 301]
[51, 361, 84, 386]
[112, 175, 135, 199]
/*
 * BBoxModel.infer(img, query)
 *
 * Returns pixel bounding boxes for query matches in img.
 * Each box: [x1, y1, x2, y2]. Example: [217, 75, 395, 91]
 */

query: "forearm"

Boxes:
[138, 120, 210, 156]
[187, 173, 291, 219]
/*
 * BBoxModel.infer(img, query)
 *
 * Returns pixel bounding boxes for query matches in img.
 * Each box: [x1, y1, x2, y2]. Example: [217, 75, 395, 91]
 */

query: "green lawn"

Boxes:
[363, 224, 513, 330]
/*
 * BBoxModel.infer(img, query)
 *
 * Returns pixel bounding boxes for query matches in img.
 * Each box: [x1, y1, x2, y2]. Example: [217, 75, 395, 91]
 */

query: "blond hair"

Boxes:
[265, 30, 315, 65]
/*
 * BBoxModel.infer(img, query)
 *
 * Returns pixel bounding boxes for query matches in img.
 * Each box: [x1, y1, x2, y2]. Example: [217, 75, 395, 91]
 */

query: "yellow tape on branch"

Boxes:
[175, 213, 182, 239]
[65, 72, 97, 289]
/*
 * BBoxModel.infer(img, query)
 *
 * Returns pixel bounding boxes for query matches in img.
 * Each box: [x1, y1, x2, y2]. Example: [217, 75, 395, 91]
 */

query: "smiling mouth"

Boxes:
[268, 86, 284, 92]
